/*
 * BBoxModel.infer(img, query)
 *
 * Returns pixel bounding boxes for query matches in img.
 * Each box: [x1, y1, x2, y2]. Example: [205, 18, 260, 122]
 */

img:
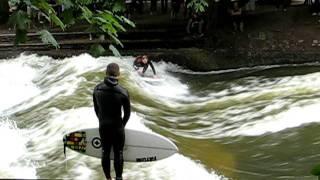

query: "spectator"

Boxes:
[133, 0, 144, 14]
[171, 0, 183, 19]
[311, 0, 320, 15]
[186, 12, 205, 38]
[49, 0, 62, 17]
[125, 0, 133, 18]
[161, 0, 168, 13]
[230, 1, 244, 32]
[184, 0, 192, 19]
[150, 0, 157, 15]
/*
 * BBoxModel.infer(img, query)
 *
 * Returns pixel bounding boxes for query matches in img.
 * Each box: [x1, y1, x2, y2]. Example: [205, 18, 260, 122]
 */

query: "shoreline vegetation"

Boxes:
[1, 0, 320, 71]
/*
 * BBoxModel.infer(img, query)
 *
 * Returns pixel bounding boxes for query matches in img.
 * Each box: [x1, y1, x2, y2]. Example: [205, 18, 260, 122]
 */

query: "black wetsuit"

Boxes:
[93, 77, 131, 180]
[133, 59, 156, 75]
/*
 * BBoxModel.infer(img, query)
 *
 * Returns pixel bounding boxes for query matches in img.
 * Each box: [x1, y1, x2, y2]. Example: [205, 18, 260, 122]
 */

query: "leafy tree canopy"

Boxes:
[188, 0, 208, 13]
[6, 0, 135, 55]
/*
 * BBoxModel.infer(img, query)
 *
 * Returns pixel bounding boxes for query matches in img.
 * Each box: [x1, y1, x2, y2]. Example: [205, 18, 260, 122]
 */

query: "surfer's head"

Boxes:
[142, 55, 148, 64]
[106, 63, 120, 78]
[135, 55, 149, 64]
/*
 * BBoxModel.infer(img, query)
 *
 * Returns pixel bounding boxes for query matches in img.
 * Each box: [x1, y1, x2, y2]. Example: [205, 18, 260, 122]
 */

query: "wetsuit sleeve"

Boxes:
[93, 89, 99, 118]
[133, 59, 139, 70]
[122, 92, 131, 126]
[142, 63, 148, 74]
[149, 62, 156, 75]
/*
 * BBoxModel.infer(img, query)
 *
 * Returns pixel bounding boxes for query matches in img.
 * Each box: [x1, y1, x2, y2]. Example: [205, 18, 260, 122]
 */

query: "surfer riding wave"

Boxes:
[133, 55, 157, 77]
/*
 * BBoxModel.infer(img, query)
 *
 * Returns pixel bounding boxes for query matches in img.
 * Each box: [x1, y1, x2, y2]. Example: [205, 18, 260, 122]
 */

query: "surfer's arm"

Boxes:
[133, 60, 139, 70]
[93, 92, 99, 118]
[122, 94, 131, 126]
[133, 65, 139, 70]
[142, 64, 148, 75]
[149, 62, 156, 75]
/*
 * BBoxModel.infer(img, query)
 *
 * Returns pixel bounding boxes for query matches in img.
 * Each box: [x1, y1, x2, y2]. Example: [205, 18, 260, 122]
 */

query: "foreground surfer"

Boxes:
[93, 63, 131, 180]
[133, 55, 157, 77]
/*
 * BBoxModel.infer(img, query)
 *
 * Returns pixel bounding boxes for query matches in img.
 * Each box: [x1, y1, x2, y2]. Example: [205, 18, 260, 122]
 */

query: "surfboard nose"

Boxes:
[169, 138, 179, 152]
[173, 143, 179, 152]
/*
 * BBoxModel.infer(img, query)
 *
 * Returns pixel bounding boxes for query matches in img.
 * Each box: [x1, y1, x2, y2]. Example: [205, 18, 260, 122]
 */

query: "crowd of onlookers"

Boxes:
[136, 0, 320, 35]
[122, 0, 207, 38]
[3, 0, 320, 37]
[227, 0, 320, 33]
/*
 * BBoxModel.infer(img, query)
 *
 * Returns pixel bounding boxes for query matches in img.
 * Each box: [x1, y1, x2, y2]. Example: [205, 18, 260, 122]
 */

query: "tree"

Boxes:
[187, 0, 208, 13]
[6, 0, 135, 56]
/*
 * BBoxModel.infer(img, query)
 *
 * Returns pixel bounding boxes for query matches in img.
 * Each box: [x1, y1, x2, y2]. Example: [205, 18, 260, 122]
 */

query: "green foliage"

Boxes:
[120, 16, 135, 28]
[76, 0, 93, 5]
[112, 0, 126, 13]
[60, 9, 75, 25]
[15, 29, 27, 44]
[8, 0, 23, 6]
[80, 6, 93, 23]
[5, 0, 210, 56]
[109, 44, 121, 57]
[311, 164, 320, 177]
[38, 29, 60, 48]
[90, 44, 106, 57]
[187, 0, 208, 13]
[49, 13, 65, 30]
[8, 10, 30, 44]
[6, 0, 135, 56]
[57, 0, 74, 9]
[83, 10, 134, 48]
[33, 0, 65, 30]
[8, 10, 30, 30]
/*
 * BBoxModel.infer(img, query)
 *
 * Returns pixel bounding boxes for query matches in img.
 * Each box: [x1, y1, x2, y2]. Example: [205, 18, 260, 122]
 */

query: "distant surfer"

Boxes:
[93, 63, 131, 180]
[133, 55, 157, 77]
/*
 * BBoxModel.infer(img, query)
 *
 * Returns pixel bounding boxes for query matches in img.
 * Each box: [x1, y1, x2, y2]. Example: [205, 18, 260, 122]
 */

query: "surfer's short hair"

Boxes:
[136, 55, 149, 62]
[106, 63, 120, 77]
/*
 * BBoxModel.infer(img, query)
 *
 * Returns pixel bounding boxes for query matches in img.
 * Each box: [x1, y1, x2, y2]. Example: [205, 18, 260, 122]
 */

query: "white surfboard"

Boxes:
[140, 76, 165, 83]
[136, 70, 164, 83]
[63, 128, 178, 162]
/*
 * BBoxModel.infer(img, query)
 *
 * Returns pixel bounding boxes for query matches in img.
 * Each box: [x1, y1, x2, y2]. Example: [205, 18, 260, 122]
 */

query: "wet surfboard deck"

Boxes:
[136, 71, 164, 83]
[63, 128, 178, 162]
[140, 76, 165, 83]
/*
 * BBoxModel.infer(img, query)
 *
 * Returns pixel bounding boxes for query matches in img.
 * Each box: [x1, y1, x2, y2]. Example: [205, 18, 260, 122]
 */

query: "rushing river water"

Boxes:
[1, 53, 320, 180]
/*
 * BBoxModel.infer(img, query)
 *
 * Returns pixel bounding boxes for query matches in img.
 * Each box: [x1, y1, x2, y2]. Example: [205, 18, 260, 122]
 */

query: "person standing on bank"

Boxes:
[93, 63, 131, 180]
[230, 1, 244, 32]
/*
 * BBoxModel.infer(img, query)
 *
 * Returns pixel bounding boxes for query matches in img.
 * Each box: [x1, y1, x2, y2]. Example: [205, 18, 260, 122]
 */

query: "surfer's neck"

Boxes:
[104, 77, 118, 86]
